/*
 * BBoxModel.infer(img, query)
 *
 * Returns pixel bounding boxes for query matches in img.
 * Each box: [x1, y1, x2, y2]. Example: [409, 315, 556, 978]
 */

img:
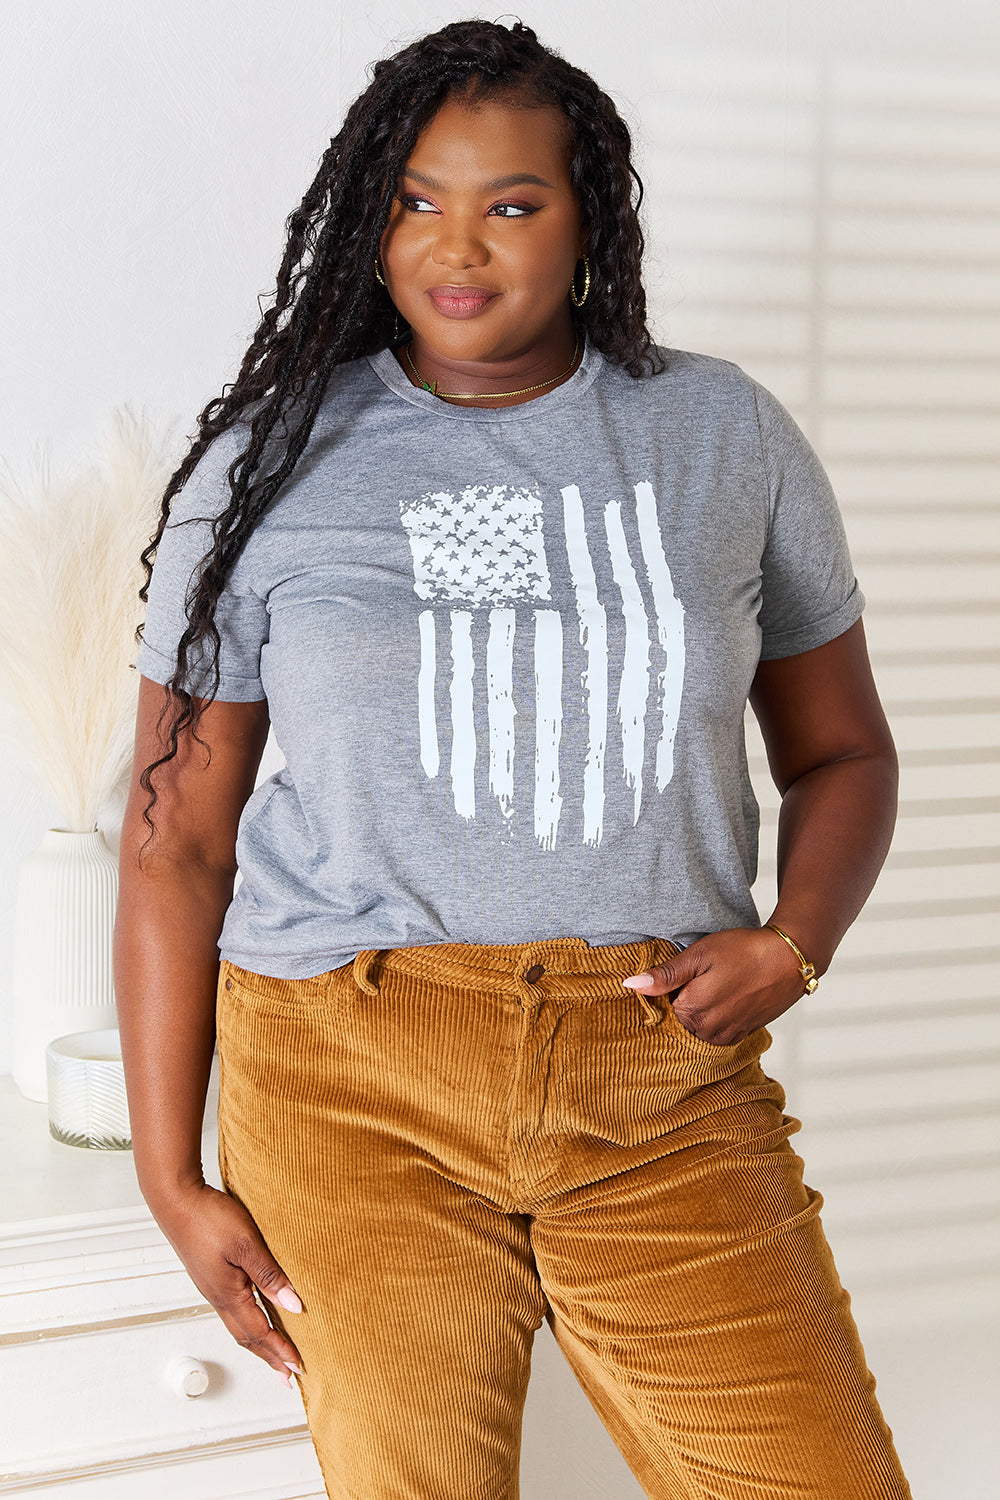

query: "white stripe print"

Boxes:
[449, 611, 476, 820]
[560, 485, 607, 846]
[534, 610, 563, 850]
[486, 608, 516, 821]
[400, 481, 685, 846]
[634, 481, 685, 790]
[604, 499, 650, 825]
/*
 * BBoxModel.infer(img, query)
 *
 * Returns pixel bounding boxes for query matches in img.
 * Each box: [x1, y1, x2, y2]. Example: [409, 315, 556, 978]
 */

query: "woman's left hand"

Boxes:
[622, 927, 811, 1046]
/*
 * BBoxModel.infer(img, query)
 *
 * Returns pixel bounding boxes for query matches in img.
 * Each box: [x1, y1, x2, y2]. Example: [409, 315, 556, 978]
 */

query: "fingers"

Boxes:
[622, 951, 736, 1040]
[622, 951, 696, 997]
[237, 1239, 306, 1377]
[621, 928, 813, 1044]
[153, 1185, 306, 1385]
[216, 1260, 305, 1385]
[217, 1294, 301, 1385]
[255, 1259, 304, 1315]
[204, 1209, 305, 1381]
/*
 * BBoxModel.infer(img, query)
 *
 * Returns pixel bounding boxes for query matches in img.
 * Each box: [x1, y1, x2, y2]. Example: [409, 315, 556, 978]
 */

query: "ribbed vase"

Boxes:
[10, 827, 119, 1103]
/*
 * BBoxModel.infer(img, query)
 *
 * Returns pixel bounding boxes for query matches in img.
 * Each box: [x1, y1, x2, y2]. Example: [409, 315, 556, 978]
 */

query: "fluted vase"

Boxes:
[10, 827, 119, 1102]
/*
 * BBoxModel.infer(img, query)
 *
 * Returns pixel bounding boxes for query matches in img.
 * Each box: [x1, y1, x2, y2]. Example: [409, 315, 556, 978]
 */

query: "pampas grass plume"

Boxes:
[0, 406, 180, 830]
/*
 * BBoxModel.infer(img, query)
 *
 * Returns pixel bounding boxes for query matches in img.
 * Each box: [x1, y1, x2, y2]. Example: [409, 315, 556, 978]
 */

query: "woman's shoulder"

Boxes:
[600, 343, 762, 417]
[182, 356, 385, 481]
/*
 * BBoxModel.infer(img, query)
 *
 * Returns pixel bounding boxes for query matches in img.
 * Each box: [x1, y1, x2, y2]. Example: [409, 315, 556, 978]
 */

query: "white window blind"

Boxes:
[645, 52, 1000, 1323]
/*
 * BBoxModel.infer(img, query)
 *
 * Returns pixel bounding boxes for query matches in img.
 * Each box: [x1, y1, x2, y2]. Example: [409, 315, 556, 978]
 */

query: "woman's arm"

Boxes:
[114, 676, 304, 1382]
[115, 677, 267, 1202]
[750, 616, 898, 971]
[623, 619, 898, 1043]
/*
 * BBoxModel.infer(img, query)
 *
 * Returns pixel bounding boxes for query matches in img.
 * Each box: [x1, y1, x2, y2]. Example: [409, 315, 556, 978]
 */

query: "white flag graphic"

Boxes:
[399, 481, 684, 848]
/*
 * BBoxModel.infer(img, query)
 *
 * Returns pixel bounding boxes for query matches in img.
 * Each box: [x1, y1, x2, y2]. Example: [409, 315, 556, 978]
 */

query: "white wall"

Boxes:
[2, 3, 998, 1496]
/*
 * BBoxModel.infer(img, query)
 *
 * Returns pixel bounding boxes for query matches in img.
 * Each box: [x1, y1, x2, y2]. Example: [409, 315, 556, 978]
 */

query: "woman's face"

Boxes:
[380, 90, 586, 381]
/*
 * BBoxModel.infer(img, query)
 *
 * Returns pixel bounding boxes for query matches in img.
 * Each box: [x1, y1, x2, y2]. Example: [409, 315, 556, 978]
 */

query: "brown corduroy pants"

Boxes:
[216, 936, 911, 1500]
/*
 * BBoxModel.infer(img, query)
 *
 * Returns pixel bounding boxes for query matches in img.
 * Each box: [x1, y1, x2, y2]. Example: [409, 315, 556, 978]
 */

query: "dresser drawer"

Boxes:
[0, 1307, 312, 1483]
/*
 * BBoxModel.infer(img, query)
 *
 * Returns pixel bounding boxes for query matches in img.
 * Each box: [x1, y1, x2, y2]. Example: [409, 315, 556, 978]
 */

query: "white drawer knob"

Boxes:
[165, 1354, 210, 1398]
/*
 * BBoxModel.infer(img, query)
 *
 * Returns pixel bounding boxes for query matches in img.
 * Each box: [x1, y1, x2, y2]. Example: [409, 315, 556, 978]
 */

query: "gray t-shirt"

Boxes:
[136, 340, 863, 978]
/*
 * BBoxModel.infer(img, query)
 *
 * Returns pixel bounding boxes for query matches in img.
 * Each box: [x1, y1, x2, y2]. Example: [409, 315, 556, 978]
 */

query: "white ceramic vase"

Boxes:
[10, 827, 119, 1103]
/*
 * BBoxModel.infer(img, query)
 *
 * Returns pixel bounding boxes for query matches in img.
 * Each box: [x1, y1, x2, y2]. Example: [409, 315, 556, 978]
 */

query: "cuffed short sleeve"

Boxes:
[134, 429, 268, 701]
[751, 379, 865, 661]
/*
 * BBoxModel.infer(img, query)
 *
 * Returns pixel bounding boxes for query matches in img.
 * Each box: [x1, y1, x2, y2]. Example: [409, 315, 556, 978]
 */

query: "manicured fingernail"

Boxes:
[276, 1368, 292, 1386]
[285, 1361, 304, 1375]
[622, 974, 654, 989]
[275, 1287, 303, 1313]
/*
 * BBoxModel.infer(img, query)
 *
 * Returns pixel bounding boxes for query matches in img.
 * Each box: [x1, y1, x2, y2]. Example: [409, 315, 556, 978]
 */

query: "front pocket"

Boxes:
[663, 999, 742, 1052]
[217, 957, 350, 1015]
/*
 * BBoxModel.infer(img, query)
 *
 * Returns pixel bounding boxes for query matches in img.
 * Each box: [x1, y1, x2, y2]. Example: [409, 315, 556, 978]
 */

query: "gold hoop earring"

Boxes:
[569, 256, 591, 308]
[374, 257, 386, 287]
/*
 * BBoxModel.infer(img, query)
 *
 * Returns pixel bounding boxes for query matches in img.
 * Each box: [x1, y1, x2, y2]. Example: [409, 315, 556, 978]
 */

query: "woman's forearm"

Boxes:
[113, 860, 235, 1214]
[766, 749, 898, 977]
[622, 744, 898, 1042]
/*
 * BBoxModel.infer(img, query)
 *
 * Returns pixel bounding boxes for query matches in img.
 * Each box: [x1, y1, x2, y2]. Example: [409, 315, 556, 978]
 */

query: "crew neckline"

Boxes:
[366, 337, 605, 420]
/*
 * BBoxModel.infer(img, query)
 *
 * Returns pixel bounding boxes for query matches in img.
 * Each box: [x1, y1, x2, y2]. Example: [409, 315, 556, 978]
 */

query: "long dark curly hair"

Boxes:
[136, 17, 663, 848]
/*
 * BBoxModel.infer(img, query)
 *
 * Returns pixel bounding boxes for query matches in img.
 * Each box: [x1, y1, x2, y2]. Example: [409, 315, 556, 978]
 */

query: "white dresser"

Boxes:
[0, 1059, 326, 1499]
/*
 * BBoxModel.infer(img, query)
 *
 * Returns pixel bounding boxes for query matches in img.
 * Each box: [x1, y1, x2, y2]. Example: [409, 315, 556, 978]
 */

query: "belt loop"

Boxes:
[352, 949, 383, 996]
[635, 937, 670, 1025]
[636, 991, 661, 1026]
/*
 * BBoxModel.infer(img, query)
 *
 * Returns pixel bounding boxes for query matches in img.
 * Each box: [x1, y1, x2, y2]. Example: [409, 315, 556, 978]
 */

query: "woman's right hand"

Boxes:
[114, 686, 298, 1378]
[151, 1181, 304, 1385]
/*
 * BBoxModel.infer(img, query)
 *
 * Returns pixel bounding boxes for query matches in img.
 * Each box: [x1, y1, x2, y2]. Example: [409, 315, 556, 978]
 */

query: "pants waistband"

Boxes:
[350, 937, 681, 1021]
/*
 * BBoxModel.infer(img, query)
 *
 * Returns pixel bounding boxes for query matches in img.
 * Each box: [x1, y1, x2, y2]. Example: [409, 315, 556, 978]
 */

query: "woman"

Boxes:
[115, 19, 912, 1499]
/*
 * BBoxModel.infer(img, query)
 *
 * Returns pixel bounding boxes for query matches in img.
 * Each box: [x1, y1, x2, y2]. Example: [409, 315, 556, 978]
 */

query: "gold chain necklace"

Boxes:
[402, 337, 580, 402]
